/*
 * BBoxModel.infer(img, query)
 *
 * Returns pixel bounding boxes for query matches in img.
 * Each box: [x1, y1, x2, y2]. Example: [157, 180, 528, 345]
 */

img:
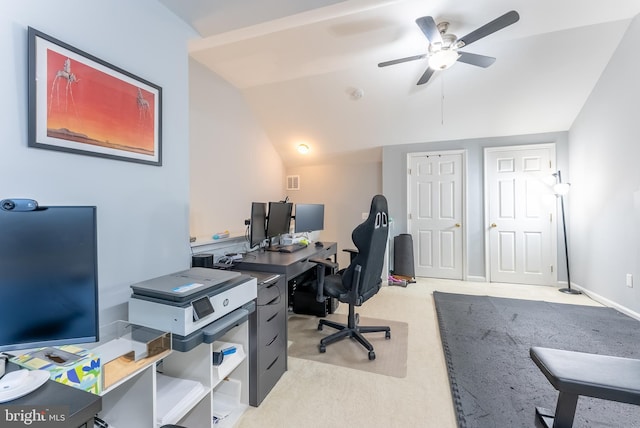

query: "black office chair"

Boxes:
[310, 194, 391, 360]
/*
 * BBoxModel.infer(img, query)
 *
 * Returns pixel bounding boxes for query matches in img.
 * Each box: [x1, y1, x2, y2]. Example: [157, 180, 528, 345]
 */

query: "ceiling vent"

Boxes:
[287, 175, 300, 191]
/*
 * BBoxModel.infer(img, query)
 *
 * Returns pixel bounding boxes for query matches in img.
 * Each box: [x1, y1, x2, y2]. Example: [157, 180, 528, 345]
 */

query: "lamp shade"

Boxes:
[553, 182, 571, 196]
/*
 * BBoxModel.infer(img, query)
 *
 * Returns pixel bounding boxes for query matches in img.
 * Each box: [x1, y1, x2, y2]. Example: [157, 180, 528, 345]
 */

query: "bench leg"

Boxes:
[553, 391, 579, 428]
[535, 407, 555, 428]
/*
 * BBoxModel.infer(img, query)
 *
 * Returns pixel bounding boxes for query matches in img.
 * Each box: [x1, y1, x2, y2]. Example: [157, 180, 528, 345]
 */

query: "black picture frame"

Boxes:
[28, 27, 162, 166]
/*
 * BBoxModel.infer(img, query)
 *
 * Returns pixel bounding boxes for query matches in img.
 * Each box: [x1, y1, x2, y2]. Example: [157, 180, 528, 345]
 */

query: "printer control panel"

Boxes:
[191, 296, 215, 320]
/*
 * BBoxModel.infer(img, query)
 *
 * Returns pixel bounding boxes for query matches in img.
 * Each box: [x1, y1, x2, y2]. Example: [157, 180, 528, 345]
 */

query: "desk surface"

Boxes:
[237, 242, 337, 279]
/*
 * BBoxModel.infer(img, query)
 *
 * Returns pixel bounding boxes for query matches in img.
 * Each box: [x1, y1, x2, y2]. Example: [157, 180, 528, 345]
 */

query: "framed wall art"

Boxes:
[28, 27, 162, 166]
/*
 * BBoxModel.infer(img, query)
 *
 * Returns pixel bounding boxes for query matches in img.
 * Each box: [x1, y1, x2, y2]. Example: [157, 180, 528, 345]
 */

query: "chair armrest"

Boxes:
[309, 258, 339, 303]
[342, 248, 358, 262]
[309, 257, 339, 270]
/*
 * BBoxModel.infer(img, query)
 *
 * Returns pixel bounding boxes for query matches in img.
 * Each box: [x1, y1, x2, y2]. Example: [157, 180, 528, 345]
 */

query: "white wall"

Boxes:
[569, 14, 640, 314]
[286, 160, 382, 267]
[189, 59, 284, 241]
[0, 1, 195, 324]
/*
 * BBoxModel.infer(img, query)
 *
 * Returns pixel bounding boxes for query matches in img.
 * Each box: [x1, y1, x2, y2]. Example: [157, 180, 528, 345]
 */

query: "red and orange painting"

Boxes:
[45, 49, 156, 156]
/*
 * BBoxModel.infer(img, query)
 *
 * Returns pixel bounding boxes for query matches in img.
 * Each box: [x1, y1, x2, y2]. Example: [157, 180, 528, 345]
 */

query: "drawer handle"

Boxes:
[266, 356, 279, 371]
[267, 312, 278, 323]
[266, 296, 280, 306]
[266, 334, 278, 346]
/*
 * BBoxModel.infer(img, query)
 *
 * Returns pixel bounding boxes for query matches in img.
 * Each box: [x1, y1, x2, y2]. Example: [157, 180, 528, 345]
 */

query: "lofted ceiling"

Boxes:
[158, 0, 640, 167]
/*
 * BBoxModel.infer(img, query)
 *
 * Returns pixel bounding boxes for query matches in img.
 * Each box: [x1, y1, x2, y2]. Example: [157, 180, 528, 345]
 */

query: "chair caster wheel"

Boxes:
[385, 331, 391, 339]
[319, 345, 326, 353]
[368, 351, 376, 360]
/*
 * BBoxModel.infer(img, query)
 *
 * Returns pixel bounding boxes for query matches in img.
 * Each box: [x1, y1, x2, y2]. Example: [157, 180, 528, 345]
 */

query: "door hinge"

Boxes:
[408, 213, 412, 220]
[550, 213, 552, 222]
[408, 168, 412, 175]
[550, 265, 554, 273]
[549, 160, 552, 168]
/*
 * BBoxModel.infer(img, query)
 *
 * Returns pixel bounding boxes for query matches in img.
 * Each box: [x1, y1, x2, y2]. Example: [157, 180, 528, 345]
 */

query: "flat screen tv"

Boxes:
[294, 203, 325, 233]
[249, 202, 267, 248]
[0, 203, 99, 353]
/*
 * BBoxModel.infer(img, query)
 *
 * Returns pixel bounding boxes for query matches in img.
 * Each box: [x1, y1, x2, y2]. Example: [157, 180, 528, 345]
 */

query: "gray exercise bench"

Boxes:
[530, 346, 640, 428]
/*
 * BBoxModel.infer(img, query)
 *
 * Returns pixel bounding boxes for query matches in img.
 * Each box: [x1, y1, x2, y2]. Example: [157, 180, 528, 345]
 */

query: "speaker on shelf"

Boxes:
[192, 253, 214, 268]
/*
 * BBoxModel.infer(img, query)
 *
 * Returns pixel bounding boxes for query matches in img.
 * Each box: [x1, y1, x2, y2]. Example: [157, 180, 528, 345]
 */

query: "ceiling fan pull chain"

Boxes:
[441, 75, 445, 125]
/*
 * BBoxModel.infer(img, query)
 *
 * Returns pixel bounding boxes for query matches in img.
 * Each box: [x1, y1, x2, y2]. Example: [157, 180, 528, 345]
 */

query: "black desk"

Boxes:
[237, 242, 337, 283]
[1, 363, 102, 428]
[238, 242, 338, 315]
[234, 242, 337, 406]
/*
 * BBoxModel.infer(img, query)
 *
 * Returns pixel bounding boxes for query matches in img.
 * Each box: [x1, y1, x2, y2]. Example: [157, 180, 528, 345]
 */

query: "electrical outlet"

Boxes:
[626, 273, 633, 288]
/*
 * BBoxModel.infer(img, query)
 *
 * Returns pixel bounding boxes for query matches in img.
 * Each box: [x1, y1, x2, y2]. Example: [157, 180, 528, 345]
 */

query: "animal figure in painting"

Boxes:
[137, 88, 150, 120]
[49, 57, 79, 114]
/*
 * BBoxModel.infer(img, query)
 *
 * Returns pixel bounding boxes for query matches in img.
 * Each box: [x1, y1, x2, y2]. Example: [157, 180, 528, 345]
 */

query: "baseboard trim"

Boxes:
[571, 282, 640, 322]
[466, 275, 486, 283]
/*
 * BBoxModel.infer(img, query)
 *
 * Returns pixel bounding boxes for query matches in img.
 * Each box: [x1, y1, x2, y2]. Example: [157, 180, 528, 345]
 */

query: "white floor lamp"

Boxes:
[553, 170, 581, 295]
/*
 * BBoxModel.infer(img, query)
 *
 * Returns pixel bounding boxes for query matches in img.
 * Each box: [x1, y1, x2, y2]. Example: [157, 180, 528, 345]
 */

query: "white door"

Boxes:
[408, 151, 464, 279]
[485, 145, 557, 285]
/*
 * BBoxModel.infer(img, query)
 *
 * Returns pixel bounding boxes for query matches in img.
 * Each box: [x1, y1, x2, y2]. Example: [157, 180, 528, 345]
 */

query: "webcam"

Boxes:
[0, 199, 39, 212]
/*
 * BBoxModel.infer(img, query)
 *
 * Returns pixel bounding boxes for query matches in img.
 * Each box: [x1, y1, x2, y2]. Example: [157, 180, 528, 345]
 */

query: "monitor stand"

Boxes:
[265, 237, 280, 252]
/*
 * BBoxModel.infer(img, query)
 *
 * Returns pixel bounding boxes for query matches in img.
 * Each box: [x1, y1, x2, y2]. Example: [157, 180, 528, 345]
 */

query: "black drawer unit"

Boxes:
[245, 271, 287, 407]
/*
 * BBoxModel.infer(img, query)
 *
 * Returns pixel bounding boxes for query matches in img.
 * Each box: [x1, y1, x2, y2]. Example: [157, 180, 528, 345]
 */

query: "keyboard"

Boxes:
[278, 243, 308, 253]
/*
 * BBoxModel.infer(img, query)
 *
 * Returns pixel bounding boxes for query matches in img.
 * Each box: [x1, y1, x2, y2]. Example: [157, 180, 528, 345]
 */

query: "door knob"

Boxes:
[455, 223, 461, 228]
[490, 223, 497, 228]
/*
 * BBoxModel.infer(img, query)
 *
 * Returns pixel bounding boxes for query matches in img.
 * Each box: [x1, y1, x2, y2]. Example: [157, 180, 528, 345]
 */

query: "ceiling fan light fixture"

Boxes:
[297, 143, 310, 154]
[428, 49, 459, 70]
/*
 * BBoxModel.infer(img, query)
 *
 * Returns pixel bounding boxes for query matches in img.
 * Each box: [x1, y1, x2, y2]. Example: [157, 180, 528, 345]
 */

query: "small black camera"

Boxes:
[0, 199, 39, 212]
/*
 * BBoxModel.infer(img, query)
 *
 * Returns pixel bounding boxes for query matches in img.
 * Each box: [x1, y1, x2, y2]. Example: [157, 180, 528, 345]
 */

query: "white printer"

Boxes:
[128, 267, 257, 351]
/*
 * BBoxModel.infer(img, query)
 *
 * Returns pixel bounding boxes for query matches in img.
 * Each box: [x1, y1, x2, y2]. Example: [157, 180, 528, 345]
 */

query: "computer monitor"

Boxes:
[294, 203, 325, 233]
[249, 202, 267, 248]
[266, 202, 292, 241]
[0, 204, 99, 353]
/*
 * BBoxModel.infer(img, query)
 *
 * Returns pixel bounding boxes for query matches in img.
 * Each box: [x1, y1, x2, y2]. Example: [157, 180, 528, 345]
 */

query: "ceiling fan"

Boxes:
[378, 10, 520, 85]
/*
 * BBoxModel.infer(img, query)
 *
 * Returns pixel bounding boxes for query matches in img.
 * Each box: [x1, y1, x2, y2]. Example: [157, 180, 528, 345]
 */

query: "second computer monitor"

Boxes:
[249, 202, 267, 248]
[266, 202, 293, 239]
[294, 203, 324, 233]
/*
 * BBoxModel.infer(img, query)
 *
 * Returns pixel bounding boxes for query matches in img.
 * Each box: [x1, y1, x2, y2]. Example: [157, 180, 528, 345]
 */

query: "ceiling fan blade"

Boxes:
[457, 51, 496, 68]
[417, 67, 435, 85]
[415, 16, 442, 44]
[456, 10, 519, 48]
[378, 54, 426, 68]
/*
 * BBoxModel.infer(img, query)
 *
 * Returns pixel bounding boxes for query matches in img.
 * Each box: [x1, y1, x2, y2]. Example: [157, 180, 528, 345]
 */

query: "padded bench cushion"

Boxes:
[530, 346, 640, 405]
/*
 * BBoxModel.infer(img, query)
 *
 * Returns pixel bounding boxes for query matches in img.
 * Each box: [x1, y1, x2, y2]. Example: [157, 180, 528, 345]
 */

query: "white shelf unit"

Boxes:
[97, 320, 249, 428]
[212, 341, 246, 383]
[99, 364, 156, 427]
[210, 329, 249, 427]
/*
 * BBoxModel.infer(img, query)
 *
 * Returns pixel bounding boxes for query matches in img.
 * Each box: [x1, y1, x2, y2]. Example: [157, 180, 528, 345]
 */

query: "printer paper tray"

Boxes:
[171, 301, 255, 352]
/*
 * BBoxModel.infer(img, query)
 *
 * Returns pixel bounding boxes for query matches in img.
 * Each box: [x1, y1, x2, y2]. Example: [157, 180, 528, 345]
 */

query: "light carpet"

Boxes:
[287, 313, 408, 378]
